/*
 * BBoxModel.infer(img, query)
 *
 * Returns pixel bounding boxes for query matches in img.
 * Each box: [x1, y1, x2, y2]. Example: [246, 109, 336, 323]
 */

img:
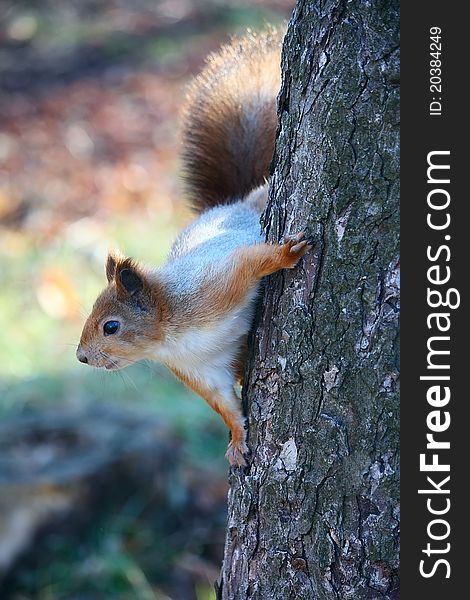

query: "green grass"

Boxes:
[5, 489, 218, 600]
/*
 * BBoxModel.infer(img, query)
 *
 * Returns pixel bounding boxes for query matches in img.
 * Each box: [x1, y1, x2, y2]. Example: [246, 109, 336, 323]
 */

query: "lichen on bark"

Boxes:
[219, 1, 399, 598]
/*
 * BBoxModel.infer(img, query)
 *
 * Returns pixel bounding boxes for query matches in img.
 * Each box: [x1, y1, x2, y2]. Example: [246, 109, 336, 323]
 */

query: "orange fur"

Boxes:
[169, 366, 248, 467]
[78, 252, 171, 369]
[186, 233, 312, 323]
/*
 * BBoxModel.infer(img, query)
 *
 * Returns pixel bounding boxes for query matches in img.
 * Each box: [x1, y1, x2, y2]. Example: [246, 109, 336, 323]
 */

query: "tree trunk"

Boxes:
[219, 1, 399, 599]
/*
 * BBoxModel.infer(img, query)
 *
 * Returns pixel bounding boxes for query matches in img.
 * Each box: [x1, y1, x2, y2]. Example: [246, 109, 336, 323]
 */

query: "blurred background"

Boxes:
[0, 1, 293, 598]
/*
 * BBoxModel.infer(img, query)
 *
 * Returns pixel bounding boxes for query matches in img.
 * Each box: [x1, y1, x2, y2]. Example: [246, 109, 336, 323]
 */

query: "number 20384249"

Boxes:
[429, 26, 442, 116]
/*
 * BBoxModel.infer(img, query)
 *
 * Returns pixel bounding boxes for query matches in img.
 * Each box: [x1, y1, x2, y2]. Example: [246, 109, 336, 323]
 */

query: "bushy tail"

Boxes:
[181, 27, 283, 213]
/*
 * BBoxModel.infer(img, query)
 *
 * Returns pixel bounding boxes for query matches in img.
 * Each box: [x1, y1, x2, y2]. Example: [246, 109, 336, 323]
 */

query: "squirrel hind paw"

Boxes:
[226, 440, 249, 468]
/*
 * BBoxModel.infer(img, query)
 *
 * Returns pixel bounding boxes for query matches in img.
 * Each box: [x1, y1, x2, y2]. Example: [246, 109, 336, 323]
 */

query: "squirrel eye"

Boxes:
[103, 320, 120, 336]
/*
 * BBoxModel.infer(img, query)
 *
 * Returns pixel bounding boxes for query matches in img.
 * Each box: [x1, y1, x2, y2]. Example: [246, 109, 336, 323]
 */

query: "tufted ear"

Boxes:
[106, 250, 146, 297]
[115, 258, 146, 297]
[105, 249, 125, 283]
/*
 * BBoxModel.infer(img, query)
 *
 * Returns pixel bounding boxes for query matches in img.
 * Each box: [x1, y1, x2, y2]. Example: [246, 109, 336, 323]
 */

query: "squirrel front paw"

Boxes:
[226, 439, 249, 468]
[280, 231, 313, 268]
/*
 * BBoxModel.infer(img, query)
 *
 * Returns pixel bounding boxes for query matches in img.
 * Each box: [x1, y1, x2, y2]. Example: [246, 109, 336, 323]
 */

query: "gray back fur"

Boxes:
[159, 199, 263, 297]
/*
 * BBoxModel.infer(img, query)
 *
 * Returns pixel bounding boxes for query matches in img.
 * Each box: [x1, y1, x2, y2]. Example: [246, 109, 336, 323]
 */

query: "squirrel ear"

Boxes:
[106, 254, 117, 283]
[108, 253, 145, 296]
[118, 266, 144, 295]
[106, 249, 125, 283]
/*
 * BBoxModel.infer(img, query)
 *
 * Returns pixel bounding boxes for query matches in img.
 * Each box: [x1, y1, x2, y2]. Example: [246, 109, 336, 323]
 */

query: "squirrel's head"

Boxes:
[77, 251, 166, 370]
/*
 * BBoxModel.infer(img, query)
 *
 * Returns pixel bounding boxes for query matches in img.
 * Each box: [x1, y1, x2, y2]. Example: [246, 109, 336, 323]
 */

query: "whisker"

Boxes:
[100, 352, 139, 392]
[116, 369, 129, 389]
[115, 363, 138, 391]
[113, 355, 154, 372]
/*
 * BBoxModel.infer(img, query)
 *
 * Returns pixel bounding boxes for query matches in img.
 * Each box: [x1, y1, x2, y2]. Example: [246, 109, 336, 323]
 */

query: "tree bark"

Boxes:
[219, 1, 399, 599]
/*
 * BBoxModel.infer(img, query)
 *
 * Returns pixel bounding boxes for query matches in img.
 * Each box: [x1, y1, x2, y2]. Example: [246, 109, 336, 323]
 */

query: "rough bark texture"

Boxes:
[219, 1, 399, 599]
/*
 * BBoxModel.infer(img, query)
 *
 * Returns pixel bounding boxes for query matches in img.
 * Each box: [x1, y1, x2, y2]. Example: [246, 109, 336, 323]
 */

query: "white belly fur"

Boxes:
[151, 287, 259, 392]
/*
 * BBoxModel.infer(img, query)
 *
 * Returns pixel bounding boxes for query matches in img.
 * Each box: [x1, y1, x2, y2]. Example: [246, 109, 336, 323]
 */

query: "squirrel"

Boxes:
[76, 27, 312, 467]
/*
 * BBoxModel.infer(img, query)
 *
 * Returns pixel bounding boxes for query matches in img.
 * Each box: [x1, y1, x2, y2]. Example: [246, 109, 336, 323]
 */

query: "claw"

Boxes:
[290, 240, 309, 254]
[226, 440, 249, 468]
[279, 229, 313, 267]
[283, 231, 305, 244]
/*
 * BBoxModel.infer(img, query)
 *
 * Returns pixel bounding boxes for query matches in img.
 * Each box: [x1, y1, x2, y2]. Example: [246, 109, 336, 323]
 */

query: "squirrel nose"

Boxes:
[76, 348, 88, 364]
